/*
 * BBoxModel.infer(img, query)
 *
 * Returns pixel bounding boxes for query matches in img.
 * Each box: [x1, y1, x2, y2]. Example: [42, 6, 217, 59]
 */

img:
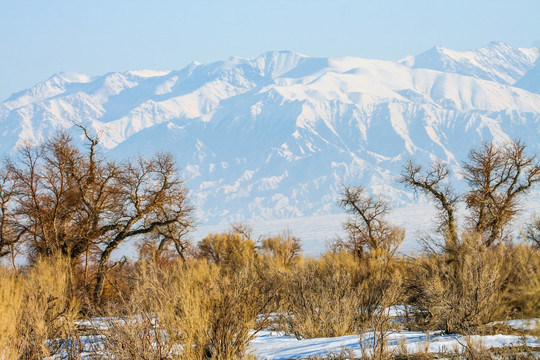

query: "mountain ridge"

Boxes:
[401, 41, 539, 85]
[1, 43, 540, 225]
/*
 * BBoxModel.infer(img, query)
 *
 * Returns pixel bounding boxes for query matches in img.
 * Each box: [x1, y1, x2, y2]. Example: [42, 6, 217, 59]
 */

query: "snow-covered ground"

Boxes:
[250, 329, 539, 359]
[251, 316, 540, 358]
[55, 318, 540, 359]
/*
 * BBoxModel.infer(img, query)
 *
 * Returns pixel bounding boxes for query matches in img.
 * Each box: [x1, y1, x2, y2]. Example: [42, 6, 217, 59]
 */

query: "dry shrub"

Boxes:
[175, 260, 275, 359]
[407, 233, 508, 334]
[280, 246, 404, 343]
[502, 244, 540, 318]
[96, 259, 137, 308]
[0, 258, 81, 359]
[357, 249, 404, 325]
[0, 267, 23, 360]
[100, 259, 276, 360]
[98, 303, 178, 359]
[279, 251, 362, 339]
[198, 232, 256, 271]
[357, 249, 404, 360]
[258, 233, 302, 271]
[199, 264, 276, 359]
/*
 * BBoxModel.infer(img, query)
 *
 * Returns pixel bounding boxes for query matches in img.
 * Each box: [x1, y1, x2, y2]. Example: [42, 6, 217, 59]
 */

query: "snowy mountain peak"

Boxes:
[515, 58, 540, 94]
[251, 50, 309, 78]
[52, 72, 94, 84]
[127, 70, 171, 78]
[403, 42, 539, 85]
[3, 72, 92, 110]
[2, 43, 540, 225]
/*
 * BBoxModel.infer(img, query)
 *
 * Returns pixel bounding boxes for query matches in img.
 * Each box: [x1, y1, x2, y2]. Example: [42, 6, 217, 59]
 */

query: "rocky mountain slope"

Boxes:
[1, 42, 539, 225]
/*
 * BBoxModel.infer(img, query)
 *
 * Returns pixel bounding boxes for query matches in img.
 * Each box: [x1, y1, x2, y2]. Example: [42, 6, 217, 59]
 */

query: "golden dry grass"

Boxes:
[0, 257, 80, 359]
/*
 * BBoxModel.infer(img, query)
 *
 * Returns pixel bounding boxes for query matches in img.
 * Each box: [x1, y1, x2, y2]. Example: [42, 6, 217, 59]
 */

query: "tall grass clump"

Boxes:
[501, 243, 540, 318]
[98, 261, 192, 359]
[357, 248, 404, 360]
[0, 257, 80, 359]
[0, 267, 23, 360]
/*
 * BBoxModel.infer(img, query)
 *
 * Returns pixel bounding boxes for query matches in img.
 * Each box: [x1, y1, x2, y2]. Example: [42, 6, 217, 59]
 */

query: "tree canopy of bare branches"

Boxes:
[463, 140, 540, 246]
[400, 140, 540, 248]
[0, 167, 20, 266]
[399, 160, 459, 247]
[338, 186, 404, 258]
[0, 130, 193, 304]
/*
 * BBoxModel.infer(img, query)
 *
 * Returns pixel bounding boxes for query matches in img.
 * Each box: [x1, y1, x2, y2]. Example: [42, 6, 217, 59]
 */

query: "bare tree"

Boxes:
[399, 160, 459, 247]
[399, 140, 540, 248]
[1, 130, 193, 304]
[337, 186, 403, 258]
[463, 140, 540, 246]
[93, 152, 193, 304]
[6, 135, 86, 261]
[3, 132, 123, 265]
[0, 167, 21, 267]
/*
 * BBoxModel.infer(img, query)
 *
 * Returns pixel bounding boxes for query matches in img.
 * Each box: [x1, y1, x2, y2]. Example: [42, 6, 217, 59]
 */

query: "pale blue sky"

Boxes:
[1, 0, 539, 101]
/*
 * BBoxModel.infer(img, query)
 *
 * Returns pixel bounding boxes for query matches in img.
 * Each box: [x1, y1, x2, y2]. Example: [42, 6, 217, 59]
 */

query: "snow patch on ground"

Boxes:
[250, 330, 539, 359]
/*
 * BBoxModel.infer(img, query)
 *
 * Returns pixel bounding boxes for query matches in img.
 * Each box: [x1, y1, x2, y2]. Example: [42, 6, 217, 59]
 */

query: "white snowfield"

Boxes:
[250, 329, 539, 359]
[250, 316, 540, 359]
[1, 42, 540, 231]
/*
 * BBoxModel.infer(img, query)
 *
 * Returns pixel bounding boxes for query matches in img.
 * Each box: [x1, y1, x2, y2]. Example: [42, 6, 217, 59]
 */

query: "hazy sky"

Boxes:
[1, 0, 539, 101]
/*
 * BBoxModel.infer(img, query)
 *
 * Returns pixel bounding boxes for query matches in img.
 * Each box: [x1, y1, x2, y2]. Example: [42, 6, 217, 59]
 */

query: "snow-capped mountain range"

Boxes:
[1, 42, 540, 225]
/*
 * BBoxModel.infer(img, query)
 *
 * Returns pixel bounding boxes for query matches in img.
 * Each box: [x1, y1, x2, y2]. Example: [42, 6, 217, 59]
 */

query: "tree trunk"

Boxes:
[93, 237, 123, 305]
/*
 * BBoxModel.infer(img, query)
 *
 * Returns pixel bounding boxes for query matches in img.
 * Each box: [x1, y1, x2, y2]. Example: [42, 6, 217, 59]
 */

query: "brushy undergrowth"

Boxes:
[98, 254, 278, 359]
[1, 238, 539, 359]
[2, 236, 540, 359]
[406, 234, 540, 334]
[0, 257, 80, 359]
